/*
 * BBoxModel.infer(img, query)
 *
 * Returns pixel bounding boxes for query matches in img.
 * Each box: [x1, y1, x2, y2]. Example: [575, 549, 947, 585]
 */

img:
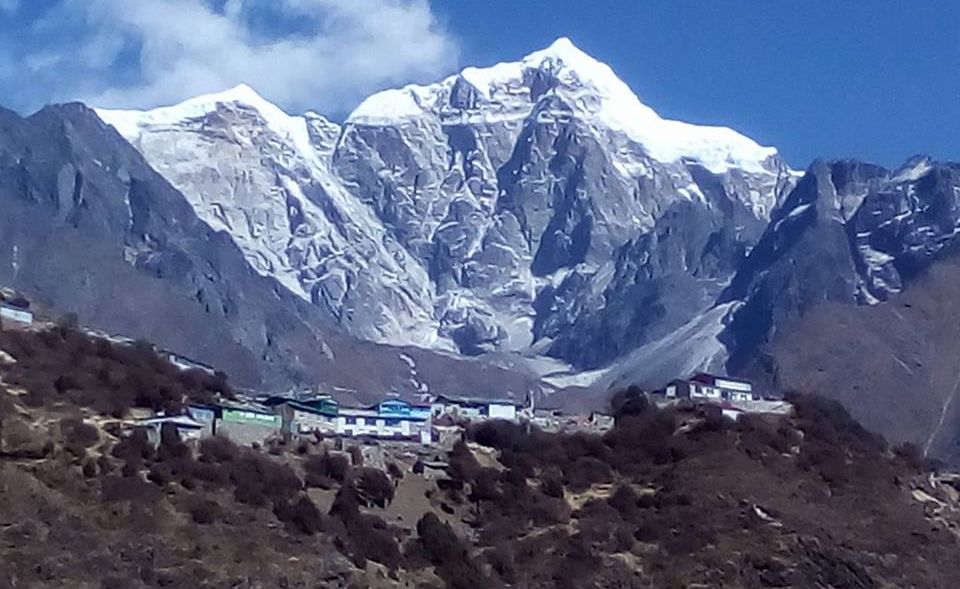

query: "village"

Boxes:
[1, 290, 794, 454]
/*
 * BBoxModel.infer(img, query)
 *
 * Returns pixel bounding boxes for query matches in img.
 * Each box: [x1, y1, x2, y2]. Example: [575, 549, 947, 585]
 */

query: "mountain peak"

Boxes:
[347, 38, 780, 175]
[94, 84, 323, 159]
[527, 36, 595, 66]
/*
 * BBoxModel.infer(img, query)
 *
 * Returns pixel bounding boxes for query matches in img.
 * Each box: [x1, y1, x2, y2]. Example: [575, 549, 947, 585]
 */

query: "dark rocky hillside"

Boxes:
[441, 394, 960, 588]
[766, 254, 960, 465]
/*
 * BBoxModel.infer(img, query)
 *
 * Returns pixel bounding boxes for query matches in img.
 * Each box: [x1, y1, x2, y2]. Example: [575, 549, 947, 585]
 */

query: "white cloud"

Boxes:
[28, 0, 459, 114]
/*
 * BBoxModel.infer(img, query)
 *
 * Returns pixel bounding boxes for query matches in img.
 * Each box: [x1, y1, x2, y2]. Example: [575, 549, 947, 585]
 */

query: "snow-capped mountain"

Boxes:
[96, 85, 441, 349]
[97, 37, 795, 371]
[13, 37, 960, 461]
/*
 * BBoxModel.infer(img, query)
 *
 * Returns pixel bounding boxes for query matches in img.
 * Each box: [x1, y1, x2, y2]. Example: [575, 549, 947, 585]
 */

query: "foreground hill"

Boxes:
[1, 326, 958, 588]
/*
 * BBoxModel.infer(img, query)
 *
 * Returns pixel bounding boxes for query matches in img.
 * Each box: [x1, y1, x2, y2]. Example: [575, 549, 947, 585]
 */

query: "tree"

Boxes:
[610, 385, 649, 420]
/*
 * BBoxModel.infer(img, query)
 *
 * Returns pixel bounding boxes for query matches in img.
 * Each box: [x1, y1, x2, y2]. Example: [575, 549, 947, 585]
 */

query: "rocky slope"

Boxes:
[766, 256, 960, 464]
[718, 158, 960, 372]
[97, 38, 795, 369]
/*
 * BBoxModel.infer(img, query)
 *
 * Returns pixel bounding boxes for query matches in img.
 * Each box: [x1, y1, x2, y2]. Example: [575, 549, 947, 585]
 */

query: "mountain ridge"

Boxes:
[95, 37, 795, 371]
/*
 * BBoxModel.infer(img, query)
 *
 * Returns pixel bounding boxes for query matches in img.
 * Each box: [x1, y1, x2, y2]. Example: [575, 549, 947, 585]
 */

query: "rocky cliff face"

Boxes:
[97, 38, 795, 370]
[703, 157, 960, 462]
[0, 103, 544, 400]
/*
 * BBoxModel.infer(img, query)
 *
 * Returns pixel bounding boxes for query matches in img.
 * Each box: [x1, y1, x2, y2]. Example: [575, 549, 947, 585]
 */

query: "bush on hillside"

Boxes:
[188, 498, 221, 525]
[274, 496, 325, 535]
[60, 418, 100, 456]
[609, 385, 649, 420]
[413, 513, 497, 588]
[353, 467, 395, 508]
[304, 451, 349, 489]
[0, 327, 233, 417]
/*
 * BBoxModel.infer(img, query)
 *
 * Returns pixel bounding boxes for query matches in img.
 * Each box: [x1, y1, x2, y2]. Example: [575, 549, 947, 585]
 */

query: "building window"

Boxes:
[345, 416, 356, 425]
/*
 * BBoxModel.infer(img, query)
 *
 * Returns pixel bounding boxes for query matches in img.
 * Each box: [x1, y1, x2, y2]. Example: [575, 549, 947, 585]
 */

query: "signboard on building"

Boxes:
[378, 399, 430, 420]
[0, 304, 33, 326]
[222, 408, 280, 427]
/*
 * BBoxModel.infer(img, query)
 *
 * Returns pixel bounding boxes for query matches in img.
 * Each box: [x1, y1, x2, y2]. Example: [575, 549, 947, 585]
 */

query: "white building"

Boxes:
[134, 414, 205, 445]
[664, 373, 757, 403]
[337, 399, 432, 444]
[431, 395, 524, 422]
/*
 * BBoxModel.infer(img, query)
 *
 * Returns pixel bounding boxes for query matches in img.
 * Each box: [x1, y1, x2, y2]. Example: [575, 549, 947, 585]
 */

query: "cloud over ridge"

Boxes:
[2, 0, 458, 114]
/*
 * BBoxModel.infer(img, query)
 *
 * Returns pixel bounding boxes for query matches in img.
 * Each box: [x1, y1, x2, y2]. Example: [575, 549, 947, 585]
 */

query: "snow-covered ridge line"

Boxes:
[95, 84, 328, 167]
[347, 37, 783, 175]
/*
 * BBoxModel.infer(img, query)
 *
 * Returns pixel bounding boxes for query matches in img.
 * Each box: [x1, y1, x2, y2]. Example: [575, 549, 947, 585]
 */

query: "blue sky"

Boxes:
[0, 0, 957, 167]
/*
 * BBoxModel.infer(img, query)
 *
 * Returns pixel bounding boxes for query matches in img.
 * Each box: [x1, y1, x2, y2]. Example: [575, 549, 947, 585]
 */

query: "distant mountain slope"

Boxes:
[720, 158, 960, 374]
[97, 37, 795, 370]
[706, 158, 960, 462]
[0, 103, 543, 400]
[767, 255, 960, 463]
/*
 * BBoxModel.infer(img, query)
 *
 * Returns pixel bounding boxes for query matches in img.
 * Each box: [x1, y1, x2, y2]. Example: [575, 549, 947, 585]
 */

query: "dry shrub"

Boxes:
[60, 418, 100, 456]
[111, 429, 154, 471]
[540, 469, 564, 498]
[198, 435, 238, 463]
[414, 513, 494, 589]
[328, 485, 401, 569]
[82, 459, 98, 478]
[387, 461, 404, 480]
[562, 456, 612, 492]
[274, 496, 325, 535]
[0, 327, 233, 417]
[304, 451, 349, 488]
[229, 453, 302, 508]
[353, 467, 395, 508]
[448, 441, 481, 483]
[189, 498, 221, 525]
[100, 475, 162, 503]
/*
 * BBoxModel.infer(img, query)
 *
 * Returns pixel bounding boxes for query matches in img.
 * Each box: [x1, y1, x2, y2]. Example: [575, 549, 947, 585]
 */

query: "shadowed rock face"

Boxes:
[765, 257, 960, 464]
[0, 104, 544, 400]
[0, 103, 297, 387]
[711, 157, 960, 463]
[720, 158, 960, 377]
